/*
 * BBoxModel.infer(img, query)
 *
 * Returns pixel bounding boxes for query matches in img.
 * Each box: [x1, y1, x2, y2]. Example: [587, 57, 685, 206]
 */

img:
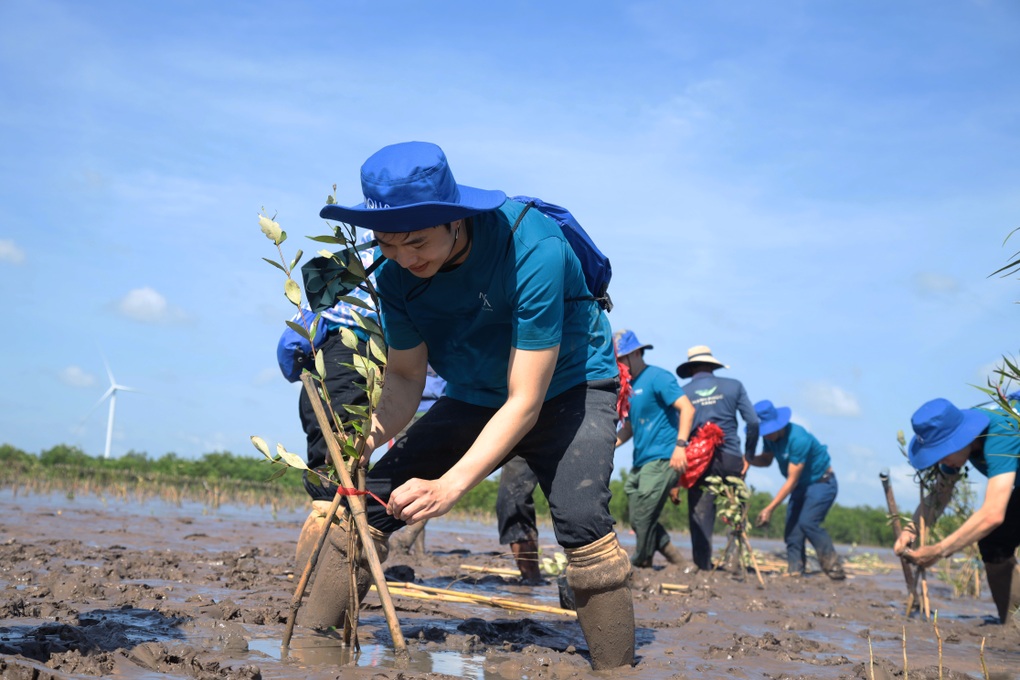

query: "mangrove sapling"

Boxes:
[251, 203, 405, 655]
[706, 475, 765, 587]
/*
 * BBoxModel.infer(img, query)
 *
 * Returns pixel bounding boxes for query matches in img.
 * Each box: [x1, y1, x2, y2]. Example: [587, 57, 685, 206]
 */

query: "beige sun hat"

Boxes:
[675, 345, 729, 379]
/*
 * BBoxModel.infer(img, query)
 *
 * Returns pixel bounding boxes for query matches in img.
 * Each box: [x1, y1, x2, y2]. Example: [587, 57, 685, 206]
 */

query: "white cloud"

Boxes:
[800, 381, 862, 417]
[60, 365, 96, 388]
[253, 367, 279, 387]
[116, 287, 185, 324]
[0, 239, 25, 264]
[913, 271, 959, 297]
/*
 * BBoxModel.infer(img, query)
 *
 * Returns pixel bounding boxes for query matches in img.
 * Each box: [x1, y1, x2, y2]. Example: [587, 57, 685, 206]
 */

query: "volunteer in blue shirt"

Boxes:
[677, 345, 759, 571]
[748, 400, 845, 579]
[314, 141, 633, 670]
[895, 397, 1020, 625]
[614, 330, 695, 568]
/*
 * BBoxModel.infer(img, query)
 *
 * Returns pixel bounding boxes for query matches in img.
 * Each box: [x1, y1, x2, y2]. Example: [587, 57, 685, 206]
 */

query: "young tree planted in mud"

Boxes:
[251, 197, 406, 655]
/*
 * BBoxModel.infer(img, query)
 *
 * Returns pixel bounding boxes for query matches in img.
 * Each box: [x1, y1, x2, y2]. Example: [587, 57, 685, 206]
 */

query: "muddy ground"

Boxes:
[0, 490, 1016, 680]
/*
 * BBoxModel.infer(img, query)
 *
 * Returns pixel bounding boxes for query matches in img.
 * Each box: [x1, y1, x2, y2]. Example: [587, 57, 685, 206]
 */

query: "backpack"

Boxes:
[276, 307, 324, 383]
[509, 196, 613, 312]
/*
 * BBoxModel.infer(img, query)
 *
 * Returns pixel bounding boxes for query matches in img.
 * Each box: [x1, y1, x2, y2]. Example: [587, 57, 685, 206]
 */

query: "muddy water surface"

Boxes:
[0, 489, 1016, 679]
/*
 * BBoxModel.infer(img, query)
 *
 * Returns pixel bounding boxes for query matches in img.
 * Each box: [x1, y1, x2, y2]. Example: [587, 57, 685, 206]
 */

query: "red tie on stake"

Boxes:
[336, 486, 388, 508]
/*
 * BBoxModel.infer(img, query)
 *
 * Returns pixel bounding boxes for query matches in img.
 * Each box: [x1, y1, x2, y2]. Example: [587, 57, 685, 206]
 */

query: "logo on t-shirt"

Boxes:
[479, 292, 493, 311]
[695, 387, 718, 398]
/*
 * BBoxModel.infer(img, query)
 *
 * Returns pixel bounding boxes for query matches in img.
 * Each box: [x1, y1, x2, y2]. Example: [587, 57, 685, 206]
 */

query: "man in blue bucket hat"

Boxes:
[747, 400, 845, 579]
[310, 141, 633, 669]
[895, 397, 1020, 625]
[614, 329, 695, 568]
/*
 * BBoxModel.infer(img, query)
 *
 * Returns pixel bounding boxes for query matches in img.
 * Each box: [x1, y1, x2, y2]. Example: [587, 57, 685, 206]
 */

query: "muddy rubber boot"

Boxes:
[511, 539, 543, 583]
[297, 502, 390, 630]
[565, 532, 635, 670]
[984, 558, 1020, 624]
[658, 541, 687, 567]
[819, 552, 846, 581]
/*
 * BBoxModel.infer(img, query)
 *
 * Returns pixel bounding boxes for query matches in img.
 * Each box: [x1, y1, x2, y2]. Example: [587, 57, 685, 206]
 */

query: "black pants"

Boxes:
[365, 379, 619, 549]
[496, 455, 539, 545]
[978, 483, 1020, 563]
[298, 333, 368, 501]
[688, 451, 744, 570]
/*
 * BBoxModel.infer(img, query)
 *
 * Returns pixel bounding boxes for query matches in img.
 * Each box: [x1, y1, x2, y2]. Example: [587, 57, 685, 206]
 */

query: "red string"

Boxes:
[336, 486, 388, 507]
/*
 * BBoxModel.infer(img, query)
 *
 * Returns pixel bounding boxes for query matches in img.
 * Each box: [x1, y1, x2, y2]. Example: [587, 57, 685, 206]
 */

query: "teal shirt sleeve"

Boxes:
[653, 369, 684, 410]
[509, 235, 566, 350]
[982, 411, 1020, 478]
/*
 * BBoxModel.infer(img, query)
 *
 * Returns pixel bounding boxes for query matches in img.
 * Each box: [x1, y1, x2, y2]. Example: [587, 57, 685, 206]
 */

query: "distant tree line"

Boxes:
[0, 443, 897, 547]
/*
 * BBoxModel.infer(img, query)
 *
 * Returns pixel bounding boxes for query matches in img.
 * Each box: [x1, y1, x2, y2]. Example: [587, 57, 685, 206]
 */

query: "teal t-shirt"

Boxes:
[376, 199, 617, 408]
[762, 422, 832, 486]
[627, 364, 683, 468]
[967, 409, 1020, 481]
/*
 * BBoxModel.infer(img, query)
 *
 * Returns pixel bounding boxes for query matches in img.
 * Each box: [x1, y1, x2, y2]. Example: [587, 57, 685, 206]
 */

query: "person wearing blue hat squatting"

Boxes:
[613, 329, 695, 569]
[747, 401, 846, 579]
[895, 397, 1020, 625]
[312, 141, 633, 669]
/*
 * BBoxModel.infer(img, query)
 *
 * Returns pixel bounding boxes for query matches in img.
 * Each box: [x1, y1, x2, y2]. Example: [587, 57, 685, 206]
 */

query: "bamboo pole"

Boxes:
[294, 373, 407, 655]
[660, 583, 691, 593]
[879, 469, 919, 614]
[377, 581, 576, 617]
[460, 564, 522, 577]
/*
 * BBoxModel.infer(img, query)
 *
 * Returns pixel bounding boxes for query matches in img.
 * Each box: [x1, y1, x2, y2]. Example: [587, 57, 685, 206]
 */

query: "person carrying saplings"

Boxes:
[676, 345, 759, 571]
[895, 397, 1020, 625]
[310, 141, 634, 670]
[613, 329, 695, 568]
[747, 400, 845, 579]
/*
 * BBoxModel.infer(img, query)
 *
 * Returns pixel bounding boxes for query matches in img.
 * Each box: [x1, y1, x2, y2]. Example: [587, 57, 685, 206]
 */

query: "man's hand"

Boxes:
[669, 445, 688, 474]
[893, 530, 916, 556]
[756, 507, 773, 527]
[901, 543, 942, 569]
[387, 477, 459, 524]
[668, 486, 681, 506]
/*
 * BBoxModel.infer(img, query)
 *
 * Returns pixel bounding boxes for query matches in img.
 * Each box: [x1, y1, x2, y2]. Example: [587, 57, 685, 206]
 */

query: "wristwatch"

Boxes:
[676, 439, 688, 447]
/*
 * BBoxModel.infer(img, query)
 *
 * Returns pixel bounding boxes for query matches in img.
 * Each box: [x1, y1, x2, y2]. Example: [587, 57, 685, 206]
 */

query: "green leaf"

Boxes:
[317, 249, 334, 259]
[267, 466, 290, 481]
[306, 234, 346, 244]
[339, 326, 360, 350]
[279, 230, 288, 245]
[306, 472, 323, 487]
[368, 335, 387, 364]
[276, 443, 309, 470]
[284, 279, 302, 306]
[326, 194, 336, 205]
[262, 257, 287, 273]
[343, 443, 360, 460]
[285, 320, 310, 340]
[346, 254, 366, 278]
[315, 348, 326, 379]
[338, 295, 374, 311]
[352, 311, 383, 337]
[250, 436, 272, 460]
[343, 403, 369, 417]
[290, 249, 303, 271]
[259, 215, 283, 244]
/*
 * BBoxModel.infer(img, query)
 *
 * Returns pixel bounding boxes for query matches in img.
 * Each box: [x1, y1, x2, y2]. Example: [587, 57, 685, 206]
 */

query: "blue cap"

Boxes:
[907, 398, 989, 470]
[320, 142, 506, 232]
[614, 329, 653, 357]
[754, 400, 792, 437]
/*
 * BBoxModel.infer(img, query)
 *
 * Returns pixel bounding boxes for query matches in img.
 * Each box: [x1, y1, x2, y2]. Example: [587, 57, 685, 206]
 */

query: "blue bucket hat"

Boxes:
[613, 329, 653, 357]
[319, 142, 506, 232]
[907, 398, 989, 470]
[755, 400, 792, 437]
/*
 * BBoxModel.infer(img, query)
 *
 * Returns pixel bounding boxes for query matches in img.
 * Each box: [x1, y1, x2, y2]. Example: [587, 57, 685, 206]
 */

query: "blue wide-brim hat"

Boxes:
[613, 329, 653, 357]
[319, 142, 507, 232]
[907, 398, 989, 470]
[754, 399, 792, 437]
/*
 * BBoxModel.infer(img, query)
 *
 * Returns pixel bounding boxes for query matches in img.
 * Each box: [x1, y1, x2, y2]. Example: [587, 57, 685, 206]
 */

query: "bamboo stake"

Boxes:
[460, 564, 522, 577]
[918, 516, 931, 620]
[879, 469, 919, 614]
[660, 583, 691, 593]
[376, 582, 577, 617]
[902, 625, 908, 680]
[933, 610, 942, 680]
[295, 373, 407, 655]
[740, 532, 766, 588]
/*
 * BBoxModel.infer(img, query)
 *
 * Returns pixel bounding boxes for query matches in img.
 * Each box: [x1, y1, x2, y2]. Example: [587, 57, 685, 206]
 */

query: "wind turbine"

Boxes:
[90, 358, 138, 459]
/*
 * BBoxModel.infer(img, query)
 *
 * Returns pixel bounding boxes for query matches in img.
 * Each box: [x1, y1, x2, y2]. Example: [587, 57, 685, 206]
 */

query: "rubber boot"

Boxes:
[297, 501, 390, 630]
[984, 557, 1020, 624]
[819, 552, 846, 581]
[511, 539, 543, 583]
[565, 532, 635, 670]
[658, 541, 687, 567]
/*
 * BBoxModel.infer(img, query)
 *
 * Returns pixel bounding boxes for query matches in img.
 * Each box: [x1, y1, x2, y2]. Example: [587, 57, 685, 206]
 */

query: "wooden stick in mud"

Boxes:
[293, 373, 407, 654]
[918, 515, 931, 621]
[740, 531, 766, 588]
[660, 583, 691, 593]
[459, 564, 522, 577]
[879, 468, 919, 614]
[379, 581, 577, 617]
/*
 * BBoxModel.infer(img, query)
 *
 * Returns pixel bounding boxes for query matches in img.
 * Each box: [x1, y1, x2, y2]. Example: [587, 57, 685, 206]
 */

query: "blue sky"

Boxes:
[1, 0, 1017, 510]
